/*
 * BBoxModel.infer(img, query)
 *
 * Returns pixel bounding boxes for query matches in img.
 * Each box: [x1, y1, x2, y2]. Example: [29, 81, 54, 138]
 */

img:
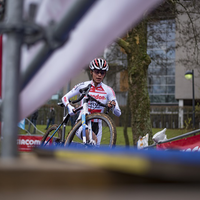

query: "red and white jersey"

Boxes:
[62, 80, 121, 117]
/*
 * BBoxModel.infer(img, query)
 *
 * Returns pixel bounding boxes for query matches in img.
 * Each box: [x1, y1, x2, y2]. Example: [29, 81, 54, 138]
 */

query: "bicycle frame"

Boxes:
[81, 96, 93, 144]
[81, 97, 87, 143]
[43, 112, 70, 146]
[42, 84, 112, 146]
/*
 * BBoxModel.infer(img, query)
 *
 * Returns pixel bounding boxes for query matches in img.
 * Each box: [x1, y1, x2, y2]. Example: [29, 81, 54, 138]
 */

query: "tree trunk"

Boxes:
[123, 91, 130, 146]
[127, 21, 152, 145]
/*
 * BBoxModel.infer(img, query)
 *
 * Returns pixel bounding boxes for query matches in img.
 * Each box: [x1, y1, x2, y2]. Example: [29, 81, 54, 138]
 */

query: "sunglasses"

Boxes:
[93, 69, 106, 75]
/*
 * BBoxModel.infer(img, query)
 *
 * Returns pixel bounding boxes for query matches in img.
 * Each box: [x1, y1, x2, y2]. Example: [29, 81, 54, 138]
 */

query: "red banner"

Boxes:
[17, 135, 51, 152]
[157, 134, 200, 152]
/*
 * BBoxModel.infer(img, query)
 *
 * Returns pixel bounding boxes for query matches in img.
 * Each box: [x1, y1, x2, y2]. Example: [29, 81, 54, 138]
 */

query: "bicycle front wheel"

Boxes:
[41, 124, 62, 146]
[64, 113, 116, 147]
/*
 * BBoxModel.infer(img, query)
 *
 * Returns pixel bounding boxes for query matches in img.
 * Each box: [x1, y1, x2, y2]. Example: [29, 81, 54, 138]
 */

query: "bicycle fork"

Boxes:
[82, 97, 92, 144]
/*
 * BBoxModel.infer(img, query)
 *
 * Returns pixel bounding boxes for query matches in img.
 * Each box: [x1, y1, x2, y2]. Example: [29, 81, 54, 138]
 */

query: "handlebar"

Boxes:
[59, 83, 113, 114]
[73, 105, 83, 114]
[57, 102, 83, 114]
[87, 94, 107, 108]
[70, 84, 92, 104]
[57, 102, 65, 107]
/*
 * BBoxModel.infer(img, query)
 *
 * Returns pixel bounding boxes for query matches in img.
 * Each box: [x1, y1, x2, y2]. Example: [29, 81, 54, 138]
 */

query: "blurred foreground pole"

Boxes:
[1, 0, 24, 158]
[21, 0, 97, 90]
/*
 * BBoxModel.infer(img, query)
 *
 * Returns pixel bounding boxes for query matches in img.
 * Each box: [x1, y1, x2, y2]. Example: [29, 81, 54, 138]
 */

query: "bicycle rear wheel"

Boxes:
[64, 113, 116, 147]
[41, 124, 62, 146]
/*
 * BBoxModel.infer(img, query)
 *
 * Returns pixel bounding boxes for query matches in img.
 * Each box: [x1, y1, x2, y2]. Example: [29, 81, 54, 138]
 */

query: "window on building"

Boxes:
[147, 19, 177, 104]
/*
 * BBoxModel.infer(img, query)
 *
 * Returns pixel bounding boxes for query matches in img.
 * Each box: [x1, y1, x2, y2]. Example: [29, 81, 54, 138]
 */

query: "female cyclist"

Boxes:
[62, 58, 121, 145]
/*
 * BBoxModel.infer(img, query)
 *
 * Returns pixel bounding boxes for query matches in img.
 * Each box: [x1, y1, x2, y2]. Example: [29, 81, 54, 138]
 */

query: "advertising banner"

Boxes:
[17, 135, 51, 152]
[157, 134, 200, 152]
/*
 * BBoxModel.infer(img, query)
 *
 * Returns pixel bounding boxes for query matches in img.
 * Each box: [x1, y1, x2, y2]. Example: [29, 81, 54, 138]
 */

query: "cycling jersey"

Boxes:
[62, 80, 121, 117]
[62, 80, 121, 145]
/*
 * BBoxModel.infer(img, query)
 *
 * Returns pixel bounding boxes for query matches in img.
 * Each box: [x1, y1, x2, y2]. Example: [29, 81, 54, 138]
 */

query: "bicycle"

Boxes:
[41, 84, 117, 147]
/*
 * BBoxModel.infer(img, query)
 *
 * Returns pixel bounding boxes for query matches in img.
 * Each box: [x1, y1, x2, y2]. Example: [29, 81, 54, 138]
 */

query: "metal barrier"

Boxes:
[145, 129, 200, 149]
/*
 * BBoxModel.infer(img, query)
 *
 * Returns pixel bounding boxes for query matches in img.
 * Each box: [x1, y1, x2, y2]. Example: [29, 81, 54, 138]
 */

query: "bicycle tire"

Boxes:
[64, 113, 116, 147]
[41, 124, 62, 146]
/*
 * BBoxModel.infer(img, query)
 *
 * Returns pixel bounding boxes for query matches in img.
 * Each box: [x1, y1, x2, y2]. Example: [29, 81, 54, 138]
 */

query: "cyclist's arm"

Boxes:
[107, 87, 121, 117]
[62, 82, 85, 106]
[62, 84, 83, 115]
[62, 89, 78, 106]
[112, 99, 121, 117]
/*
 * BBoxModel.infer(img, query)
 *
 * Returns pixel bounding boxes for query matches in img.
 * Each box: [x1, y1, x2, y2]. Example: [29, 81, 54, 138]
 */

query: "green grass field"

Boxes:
[19, 125, 193, 146]
[114, 127, 193, 146]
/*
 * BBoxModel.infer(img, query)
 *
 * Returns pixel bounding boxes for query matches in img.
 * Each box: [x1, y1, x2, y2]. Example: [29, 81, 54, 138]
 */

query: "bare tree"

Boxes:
[116, 20, 152, 145]
[174, 0, 200, 72]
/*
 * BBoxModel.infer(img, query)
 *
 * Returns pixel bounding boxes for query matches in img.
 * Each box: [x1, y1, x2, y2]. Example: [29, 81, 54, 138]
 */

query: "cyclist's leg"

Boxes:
[95, 121, 102, 146]
[75, 125, 97, 143]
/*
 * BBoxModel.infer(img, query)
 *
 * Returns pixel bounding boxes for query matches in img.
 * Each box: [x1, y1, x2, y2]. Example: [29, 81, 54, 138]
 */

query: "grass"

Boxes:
[19, 125, 194, 146]
[115, 127, 193, 146]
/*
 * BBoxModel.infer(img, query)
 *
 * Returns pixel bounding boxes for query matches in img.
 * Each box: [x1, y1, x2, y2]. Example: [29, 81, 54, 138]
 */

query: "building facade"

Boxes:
[175, 1, 200, 128]
[52, 1, 200, 129]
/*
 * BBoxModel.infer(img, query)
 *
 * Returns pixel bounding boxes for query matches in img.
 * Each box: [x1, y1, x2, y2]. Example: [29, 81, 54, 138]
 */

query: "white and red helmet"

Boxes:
[89, 58, 109, 71]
